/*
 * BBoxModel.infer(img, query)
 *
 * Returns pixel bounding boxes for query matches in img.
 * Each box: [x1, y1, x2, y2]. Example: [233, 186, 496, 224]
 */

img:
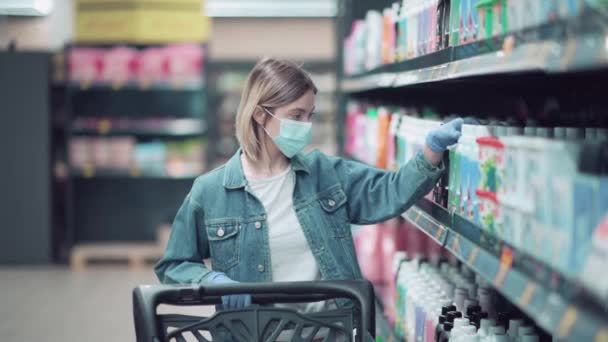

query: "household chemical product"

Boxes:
[388, 113, 402, 171]
[450, 0, 462, 45]
[365, 10, 383, 71]
[377, 106, 391, 169]
[454, 287, 469, 312]
[436, 305, 458, 341]
[462, 333, 480, 342]
[440, 322, 455, 342]
[478, 286, 496, 319]
[478, 318, 497, 339]
[514, 326, 535, 342]
[520, 334, 539, 342]
[450, 317, 472, 341]
[487, 326, 508, 342]
[507, 319, 524, 339]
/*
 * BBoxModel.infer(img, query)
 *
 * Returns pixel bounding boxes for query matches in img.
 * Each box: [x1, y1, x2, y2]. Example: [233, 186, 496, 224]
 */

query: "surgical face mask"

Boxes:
[260, 107, 312, 158]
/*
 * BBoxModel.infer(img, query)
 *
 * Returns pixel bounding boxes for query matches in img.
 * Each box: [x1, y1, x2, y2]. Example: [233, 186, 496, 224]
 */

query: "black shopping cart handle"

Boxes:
[133, 280, 375, 342]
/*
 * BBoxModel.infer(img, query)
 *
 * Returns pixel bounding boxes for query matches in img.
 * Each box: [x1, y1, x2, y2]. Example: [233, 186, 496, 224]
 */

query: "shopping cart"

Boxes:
[132, 280, 376, 342]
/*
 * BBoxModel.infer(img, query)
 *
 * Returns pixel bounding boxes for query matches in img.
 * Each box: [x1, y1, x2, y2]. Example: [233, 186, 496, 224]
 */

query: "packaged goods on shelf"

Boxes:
[391, 254, 544, 342]
[69, 137, 205, 177]
[68, 44, 205, 89]
[343, 0, 596, 75]
[344, 99, 608, 282]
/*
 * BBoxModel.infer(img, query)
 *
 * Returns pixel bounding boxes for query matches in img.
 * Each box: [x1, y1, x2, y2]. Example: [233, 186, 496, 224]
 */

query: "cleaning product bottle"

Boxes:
[441, 322, 455, 342]
[477, 318, 497, 340]
[450, 317, 471, 341]
[507, 319, 524, 340]
[454, 287, 469, 312]
[514, 326, 535, 342]
[436, 305, 458, 341]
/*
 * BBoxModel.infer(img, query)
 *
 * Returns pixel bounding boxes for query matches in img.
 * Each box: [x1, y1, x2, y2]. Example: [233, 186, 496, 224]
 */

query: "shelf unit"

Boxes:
[59, 44, 209, 261]
[337, 1, 608, 340]
[401, 198, 608, 341]
[341, 16, 608, 93]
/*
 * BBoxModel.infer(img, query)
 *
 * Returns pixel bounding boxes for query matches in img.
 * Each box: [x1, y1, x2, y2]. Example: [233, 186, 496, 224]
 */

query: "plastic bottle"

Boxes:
[397, 0, 409, 61]
[515, 326, 535, 342]
[450, 318, 471, 341]
[441, 322, 455, 342]
[520, 334, 539, 342]
[507, 319, 524, 340]
[487, 326, 508, 342]
[478, 318, 497, 340]
[477, 287, 496, 319]
[454, 287, 469, 312]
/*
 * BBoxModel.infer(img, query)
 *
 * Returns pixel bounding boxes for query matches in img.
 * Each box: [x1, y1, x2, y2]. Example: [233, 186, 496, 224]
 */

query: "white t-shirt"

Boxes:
[247, 165, 328, 313]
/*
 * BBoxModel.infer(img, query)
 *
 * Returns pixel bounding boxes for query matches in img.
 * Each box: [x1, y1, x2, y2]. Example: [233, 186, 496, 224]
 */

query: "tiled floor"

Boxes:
[0, 266, 213, 342]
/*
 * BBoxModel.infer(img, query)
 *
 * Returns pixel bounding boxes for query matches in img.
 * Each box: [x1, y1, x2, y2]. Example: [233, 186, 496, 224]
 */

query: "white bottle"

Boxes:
[515, 326, 535, 342]
[520, 334, 539, 342]
[450, 318, 471, 341]
[461, 334, 480, 342]
[460, 325, 478, 341]
[507, 319, 524, 339]
[477, 318, 497, 340]
[487, 326, 509, 342]
[454, 287, 469, 312]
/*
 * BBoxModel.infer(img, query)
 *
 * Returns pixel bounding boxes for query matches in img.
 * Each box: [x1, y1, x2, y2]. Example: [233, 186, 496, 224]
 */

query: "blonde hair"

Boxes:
[235, 58, 317, 161]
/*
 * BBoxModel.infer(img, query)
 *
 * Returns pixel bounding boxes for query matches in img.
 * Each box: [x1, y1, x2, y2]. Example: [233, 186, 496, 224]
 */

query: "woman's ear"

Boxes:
[253, 106, 267, 126]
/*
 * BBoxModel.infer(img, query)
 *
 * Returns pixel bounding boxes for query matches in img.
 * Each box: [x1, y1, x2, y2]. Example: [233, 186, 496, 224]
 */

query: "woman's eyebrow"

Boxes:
[287, 108, 307, 114]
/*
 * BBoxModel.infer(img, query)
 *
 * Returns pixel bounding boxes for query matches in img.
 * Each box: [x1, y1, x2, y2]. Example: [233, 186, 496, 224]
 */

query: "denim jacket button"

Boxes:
[255, 221, 262, 229]
[328, 199, 336, 207]
[217, 228, 225, 237]
[257, 264, 265, 272]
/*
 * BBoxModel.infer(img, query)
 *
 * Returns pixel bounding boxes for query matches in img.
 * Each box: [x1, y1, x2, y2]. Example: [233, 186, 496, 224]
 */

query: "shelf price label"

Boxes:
[557, 306, 578, 339]
[495, 246, 513, 287]
[518, 282, 537, 309]
[97, 119, 111, 135]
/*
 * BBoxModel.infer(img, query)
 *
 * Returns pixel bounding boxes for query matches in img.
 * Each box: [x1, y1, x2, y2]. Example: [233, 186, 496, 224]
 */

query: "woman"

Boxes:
[155, 58, 462, 312]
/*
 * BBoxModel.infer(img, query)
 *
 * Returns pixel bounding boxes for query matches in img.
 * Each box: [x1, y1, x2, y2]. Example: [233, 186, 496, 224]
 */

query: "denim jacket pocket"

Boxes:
[206, 221, 241, 271]
[318, 186, 350, 237]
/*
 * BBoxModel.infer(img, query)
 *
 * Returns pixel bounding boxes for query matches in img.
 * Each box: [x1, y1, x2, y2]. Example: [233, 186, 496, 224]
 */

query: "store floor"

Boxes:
[0, 266, 214, 342]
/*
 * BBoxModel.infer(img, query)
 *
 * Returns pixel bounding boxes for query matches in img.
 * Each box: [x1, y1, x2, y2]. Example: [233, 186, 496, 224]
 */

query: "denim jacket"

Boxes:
[155, 149, 443, 306]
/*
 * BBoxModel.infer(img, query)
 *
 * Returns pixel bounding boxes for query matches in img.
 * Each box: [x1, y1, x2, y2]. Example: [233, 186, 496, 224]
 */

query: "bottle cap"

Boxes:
[447, 311, 463, 322]
[439, 315, 447, 324]
[444, 322, 454, 331]
[466, 305, 482, 317]
[442, 305, 457, 315]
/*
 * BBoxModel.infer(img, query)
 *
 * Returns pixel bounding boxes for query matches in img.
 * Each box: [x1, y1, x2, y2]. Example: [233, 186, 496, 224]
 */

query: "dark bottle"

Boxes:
[439, 322, 454, 342]
[466, 305, 482, 318]
[435, 305, 457, 342]
[435, 315, 447, 342]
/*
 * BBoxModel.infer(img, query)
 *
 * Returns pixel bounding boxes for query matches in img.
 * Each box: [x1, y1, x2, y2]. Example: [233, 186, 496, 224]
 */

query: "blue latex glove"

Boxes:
[207, 272, 252, 310]
[425, 118, 464, 153]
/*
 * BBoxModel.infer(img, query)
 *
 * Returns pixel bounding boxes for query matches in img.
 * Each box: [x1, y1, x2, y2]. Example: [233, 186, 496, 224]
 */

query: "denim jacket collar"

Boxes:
[223, 149, 311, 189]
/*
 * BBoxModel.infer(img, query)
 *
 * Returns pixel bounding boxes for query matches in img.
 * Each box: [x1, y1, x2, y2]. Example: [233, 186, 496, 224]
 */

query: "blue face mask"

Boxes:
[261, 107, 312, 158]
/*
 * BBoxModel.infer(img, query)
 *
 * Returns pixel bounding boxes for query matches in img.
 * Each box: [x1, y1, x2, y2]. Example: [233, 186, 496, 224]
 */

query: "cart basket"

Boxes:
[133, 280, 376, 342]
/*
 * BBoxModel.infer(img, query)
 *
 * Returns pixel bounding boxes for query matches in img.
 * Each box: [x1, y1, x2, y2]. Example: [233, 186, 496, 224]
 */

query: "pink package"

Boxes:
[138, 47, 166, 88]
[100, 46, 139, 87]
[353, 224, 383, 284]
[163, 44, 204, 88]
[69, 48, 105, 86]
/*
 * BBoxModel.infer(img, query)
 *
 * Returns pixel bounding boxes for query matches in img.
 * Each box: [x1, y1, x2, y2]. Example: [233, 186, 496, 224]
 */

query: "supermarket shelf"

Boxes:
[341, 14, 608, 93]
[67, 83, 204, 92]
[70, 119, 207, 137]
[401, 198, 608, 341]
[70, 169, 198, 180]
